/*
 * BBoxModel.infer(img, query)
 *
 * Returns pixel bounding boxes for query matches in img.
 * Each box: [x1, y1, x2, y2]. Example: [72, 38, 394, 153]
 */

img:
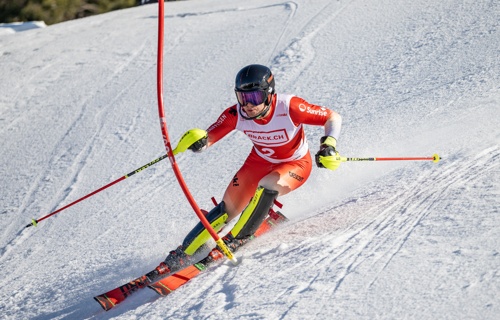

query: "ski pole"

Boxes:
[24, 154, 168, 229]
[340, 154, 440, 163]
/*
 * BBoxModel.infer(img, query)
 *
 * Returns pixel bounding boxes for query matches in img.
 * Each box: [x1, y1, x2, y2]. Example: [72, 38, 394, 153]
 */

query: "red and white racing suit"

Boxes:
[206, 93, 337, 217]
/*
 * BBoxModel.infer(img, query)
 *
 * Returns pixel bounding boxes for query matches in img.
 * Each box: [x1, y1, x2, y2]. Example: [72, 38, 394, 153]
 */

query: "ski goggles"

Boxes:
[235, 90, 267, 106]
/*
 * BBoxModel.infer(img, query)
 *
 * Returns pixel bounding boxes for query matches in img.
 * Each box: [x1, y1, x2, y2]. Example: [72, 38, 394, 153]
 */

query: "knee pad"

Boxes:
[182, 202, 228, 255]
[230, 186, 279, 239]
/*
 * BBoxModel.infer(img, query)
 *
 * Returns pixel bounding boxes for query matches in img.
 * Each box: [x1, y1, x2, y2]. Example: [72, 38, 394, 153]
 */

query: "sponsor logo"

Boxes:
[212, 219, 225, 230]
[244, 129, 289, 145]
[207, 113, 227, 132]
[298, 104, 328, 116]
[289, 171, 304, 182]
[232, 175, 239, 187]
[276, 113, 288, 117]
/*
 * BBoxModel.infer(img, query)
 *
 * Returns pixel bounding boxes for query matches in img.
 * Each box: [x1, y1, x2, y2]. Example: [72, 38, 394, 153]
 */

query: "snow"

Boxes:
[0, 0, 498, 319]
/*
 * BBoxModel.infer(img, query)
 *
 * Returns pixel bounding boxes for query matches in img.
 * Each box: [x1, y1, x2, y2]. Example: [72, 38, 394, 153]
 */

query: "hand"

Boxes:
[315, 136, 341, 171]
[188, 135, 207, 152]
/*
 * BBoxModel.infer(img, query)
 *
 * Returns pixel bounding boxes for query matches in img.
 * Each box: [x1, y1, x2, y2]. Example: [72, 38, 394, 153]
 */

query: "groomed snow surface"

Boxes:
[0, 0, 498, 319]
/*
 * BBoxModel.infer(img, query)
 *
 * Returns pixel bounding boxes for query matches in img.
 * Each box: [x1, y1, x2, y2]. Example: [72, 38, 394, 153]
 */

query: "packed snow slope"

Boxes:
[0, 0, 498, 319]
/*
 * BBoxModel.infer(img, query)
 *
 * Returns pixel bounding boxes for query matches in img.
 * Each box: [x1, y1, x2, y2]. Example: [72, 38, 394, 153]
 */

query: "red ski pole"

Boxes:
[24, 154, 168, 229]
[156, 1, 237, 264]
[340, 154, 440, 163]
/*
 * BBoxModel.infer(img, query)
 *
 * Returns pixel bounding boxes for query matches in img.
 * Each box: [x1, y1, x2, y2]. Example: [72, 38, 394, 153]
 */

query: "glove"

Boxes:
[175, 128, 208, 154]
[315, 136, 341, 171]
[188, 135, 207, 152]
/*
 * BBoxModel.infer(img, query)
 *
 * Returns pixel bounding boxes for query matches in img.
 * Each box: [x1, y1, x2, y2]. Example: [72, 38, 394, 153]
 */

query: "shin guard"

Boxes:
[230, 186, 279, 239]
[182, 202, 228, 255]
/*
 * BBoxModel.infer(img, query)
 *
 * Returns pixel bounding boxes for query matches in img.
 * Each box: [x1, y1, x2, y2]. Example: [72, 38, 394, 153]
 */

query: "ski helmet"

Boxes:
[234, 64, 275, 120]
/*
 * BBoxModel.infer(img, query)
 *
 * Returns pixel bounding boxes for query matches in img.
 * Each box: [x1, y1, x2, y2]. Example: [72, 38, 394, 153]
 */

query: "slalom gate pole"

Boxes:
[24, 154, 169, 229]
[340, 154, 440, 163]
[156, 1, 237, 264]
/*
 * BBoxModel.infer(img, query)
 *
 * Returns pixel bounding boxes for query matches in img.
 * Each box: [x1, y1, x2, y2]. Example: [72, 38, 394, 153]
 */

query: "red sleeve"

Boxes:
[206, 105, 238, 145]
[289, 96, 333, 126]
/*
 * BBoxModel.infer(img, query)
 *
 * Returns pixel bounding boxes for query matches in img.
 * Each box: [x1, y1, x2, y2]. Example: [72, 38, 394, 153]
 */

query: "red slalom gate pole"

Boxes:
[156, 1, 237, 264]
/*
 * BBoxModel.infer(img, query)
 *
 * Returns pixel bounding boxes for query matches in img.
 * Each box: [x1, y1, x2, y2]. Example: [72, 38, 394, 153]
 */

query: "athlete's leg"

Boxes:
[181, 202, 229, 256]
[160, 152, 312, 273]
[223, 152, 313, 250]
[222, 150, 275, 220]
[259, 151, 313, 196]
[158, 151, 273, 273]
[155, 202, 229, 274]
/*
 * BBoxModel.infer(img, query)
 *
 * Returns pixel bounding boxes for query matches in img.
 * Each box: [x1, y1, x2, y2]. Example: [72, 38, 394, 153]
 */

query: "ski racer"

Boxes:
[153, 64, 342, 276]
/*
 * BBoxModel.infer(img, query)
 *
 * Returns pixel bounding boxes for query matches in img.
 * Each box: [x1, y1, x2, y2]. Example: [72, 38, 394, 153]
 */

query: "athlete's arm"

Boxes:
[206, 105, 238, 147]
[289, 97, 342, 141]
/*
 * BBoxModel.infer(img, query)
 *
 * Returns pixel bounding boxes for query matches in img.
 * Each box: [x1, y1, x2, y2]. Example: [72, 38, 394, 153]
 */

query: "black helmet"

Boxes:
[235, 64, 275, 94]
[234, 64, 275, 119]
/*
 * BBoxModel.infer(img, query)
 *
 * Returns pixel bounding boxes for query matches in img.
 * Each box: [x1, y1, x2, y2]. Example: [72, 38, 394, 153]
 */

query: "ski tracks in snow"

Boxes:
[268, 0, 354, 91]
[350, 149, 494, 279]
[0, 34, 153, 263]
[237, 145, 499, 318]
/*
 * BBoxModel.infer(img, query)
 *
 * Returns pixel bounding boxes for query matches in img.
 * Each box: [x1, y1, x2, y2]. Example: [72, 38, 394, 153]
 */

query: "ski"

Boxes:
[94, 210, 288, 311]
[93, 271, 154, 311]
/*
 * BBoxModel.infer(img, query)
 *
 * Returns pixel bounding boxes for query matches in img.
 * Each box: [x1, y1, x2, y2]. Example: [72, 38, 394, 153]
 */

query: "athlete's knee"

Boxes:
[230, 186, 279, 239]
[181, 202, 228, 255]
[258, 172, 281, 190]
